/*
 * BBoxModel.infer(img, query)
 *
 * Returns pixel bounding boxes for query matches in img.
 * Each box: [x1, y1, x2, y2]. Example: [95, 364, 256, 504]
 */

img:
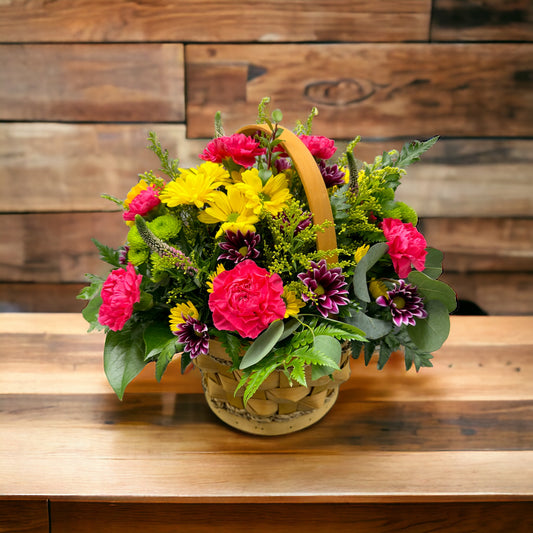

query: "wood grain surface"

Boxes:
[0, 44, 185, 122]
[432, 0, 533, 41]
[186, 43, 533, 138]
[0, 0, 431, 43]
[0, 315, 532, 531]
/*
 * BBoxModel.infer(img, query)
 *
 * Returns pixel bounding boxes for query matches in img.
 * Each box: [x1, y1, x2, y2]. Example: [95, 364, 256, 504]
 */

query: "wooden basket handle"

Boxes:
[237, 124, 338, 264]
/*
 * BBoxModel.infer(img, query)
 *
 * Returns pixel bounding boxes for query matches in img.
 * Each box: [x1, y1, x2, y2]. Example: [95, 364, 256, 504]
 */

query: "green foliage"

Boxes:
[240, 320, 284, 370]
[92, 238, 121, 268]
[214, 110, 225, 138]
[147, 131, 180, 180]
[407, 299, 451, 353]
[352, 242, 389, 302]
[380, 136, 439, 169]
[104, 324, 147, 400]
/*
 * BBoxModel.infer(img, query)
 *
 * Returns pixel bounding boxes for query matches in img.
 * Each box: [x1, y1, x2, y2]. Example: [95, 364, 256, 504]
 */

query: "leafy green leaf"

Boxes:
[353, 242, 389, 302]
[319, 316, 367, 341]
[422, 248, 444, 280]
[345, 311, 392, 340]
[279, 318, 300, 341]
[289, 359, 307, 387]
[408, 271, 457, 312]
[239, 320, 284, 370]
[77, 274, 104, 300]
[155, 341, 181, 382]
[92, 238, 121, 268]
[143, 322, 177, 361]
[396, 136, 439, 168]
[104, 325, 147, 400]
[217, 331, 244, 367]
[404, 346, 434, 371]
[376, 343, 393, 370]
[407, 300, 450, 353]
[311, 335, 341, 380]
[81, 295, 104, 332]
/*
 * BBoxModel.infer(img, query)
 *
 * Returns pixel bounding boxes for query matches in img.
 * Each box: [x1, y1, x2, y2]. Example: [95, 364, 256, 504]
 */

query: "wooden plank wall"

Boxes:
[0, 0, 532, 315]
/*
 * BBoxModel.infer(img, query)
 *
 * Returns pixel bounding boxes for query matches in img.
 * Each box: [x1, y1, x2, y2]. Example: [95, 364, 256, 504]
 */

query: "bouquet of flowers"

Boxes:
[79, 98, 456, 407]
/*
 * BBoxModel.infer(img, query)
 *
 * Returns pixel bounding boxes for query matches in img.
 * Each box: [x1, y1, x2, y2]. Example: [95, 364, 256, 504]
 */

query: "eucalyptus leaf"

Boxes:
[353, 242, 389, 302]
[311, 335, 341, 380]
[104, 325, 147, 400]
[422, 248, 444, 280]
[408, 271, 457, 312]
[407, 300, 450, 353]
[346, 311, 392, 340]
[239, 320, 284, 370]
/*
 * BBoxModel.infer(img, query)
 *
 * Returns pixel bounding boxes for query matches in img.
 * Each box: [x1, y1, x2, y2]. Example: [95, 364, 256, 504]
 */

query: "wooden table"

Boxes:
[1, 313, 532, 532]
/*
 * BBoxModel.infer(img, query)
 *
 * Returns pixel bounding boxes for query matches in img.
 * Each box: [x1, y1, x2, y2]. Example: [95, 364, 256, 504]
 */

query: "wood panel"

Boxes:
[0, 283, 86, 313]
[2, 124, 532, 217]
[1, 315, 533, 507]
[0, 1, 431, 43]
[0, 213, 124, 283]
[0, 500, 48, 533]
[432, 0, 533, 42]
[0, 123, 203, 213]
[1, 314, 532, 399]
[186, 43, 533, 139]
[1, 214, 532, 314]
[48, 501, 533, 533]
[421, 219, 533, 272]
[1, 213, 530, 277]
[4, 272, 532, 315]
[442, 272, 533, 316]
[0, 44, 184, 122]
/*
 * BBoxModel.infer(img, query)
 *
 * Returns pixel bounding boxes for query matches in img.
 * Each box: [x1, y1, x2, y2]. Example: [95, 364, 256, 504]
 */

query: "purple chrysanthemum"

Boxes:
[297, 259, 350, 318]
[119, 245, 130, 265]
[318, 160, 346, 188]
[376, 280, 428, 327]
[218, 230, 261, 263]
[175, 316, 209, 358]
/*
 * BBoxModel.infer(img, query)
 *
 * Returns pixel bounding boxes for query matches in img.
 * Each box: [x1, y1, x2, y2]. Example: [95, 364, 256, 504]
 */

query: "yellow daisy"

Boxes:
[354, 244, 370, 264]
[206, 264, 226, 293]
[169, 301, 200, 331]
[282, 288, 305, 318]
[198, 186, 259, 237]
[369, 278, 388, 300]
[159, 162, 229, 209]
[234, 168, 292, 216]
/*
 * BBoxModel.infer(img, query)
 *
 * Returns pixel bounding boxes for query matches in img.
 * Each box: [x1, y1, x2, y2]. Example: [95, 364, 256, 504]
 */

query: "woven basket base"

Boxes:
[203, 386, 339, 436]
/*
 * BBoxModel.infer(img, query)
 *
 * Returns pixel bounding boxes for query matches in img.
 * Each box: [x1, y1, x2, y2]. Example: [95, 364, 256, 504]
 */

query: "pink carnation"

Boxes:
[123, 186, 160, 222]
[208, 259, 286, 339]
[98, 263, 142, 331]
[199, 134, 266, 168]
[298, 135, 337, 160]
[382, 218, 427, 279]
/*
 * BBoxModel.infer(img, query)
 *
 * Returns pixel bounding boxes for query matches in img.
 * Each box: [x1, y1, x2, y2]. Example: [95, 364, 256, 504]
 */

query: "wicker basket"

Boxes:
[193, 124, 348, 435]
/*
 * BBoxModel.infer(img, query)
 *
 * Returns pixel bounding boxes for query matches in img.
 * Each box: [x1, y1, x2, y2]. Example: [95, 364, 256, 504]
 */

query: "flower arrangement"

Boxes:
[79, 98, 456, 406]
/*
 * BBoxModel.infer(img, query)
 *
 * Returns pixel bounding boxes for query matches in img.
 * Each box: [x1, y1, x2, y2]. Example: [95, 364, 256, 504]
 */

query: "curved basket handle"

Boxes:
[237, 124, 338, 264]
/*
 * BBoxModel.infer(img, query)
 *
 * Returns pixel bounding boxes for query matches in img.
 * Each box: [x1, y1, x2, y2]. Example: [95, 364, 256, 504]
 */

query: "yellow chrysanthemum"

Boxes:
[369, 278, 388, 300]
[206, 264, 226, 293]
[124, 179, 150, 208]
[159, 162, 229, 209]
[282, 288, 305, 318]
[234, 168, 292, 216]
[354, 244, 370, 264]
[169, 301, 200, 331]
[340, 166, 350, 184]
[198, 186, 259, 237]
